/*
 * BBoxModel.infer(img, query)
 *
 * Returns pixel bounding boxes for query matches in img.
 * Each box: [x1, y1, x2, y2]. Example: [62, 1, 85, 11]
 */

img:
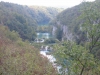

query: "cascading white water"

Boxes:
[40, 45, 62, 74]
[45, 46, 48, 51]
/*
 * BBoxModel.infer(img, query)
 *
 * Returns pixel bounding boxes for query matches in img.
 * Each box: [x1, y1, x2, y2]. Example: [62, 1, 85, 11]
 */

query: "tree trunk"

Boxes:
[80, 65, 85, 75]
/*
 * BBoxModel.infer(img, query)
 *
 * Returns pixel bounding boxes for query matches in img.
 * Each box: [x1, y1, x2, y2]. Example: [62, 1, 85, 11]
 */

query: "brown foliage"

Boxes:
[0, 25, 57, 75]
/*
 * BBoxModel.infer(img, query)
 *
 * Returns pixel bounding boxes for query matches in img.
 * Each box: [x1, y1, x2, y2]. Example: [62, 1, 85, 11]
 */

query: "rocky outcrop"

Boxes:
[62, 25, 73, 41]
[52, 21, 73, 41]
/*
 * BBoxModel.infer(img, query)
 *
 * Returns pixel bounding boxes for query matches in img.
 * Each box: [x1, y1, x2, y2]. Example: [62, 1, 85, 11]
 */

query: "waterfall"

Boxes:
[40, 45, 63, 74]
[45, 46, 49, 51]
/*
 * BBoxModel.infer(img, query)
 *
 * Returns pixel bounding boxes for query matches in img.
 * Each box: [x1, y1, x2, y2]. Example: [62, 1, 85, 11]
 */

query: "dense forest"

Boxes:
[0, 2, 62, 41]
[51, 0, 100, 44]
[0, 2, 61, 75]
[51, 0, 100, 75]
[0, 0, 100, 75]
[30, 6, 63, 25]
[0, 2, 37, 41]
[0, 25, 57, 75]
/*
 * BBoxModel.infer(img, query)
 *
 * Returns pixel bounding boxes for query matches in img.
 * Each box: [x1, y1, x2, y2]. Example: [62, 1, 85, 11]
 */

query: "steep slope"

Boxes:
[50, 1, 100, 42]
[0, 2, 62, 41]
[51, 1, 100, 74]
[0, 25, 57, 75]
[51, 0, 100, 59]
[0, 2, 37, 41]
[50, 4, 84, 41]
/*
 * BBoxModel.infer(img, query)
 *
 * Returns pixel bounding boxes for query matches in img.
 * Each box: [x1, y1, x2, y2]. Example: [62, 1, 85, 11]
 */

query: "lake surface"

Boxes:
[37, 32, 51, 39]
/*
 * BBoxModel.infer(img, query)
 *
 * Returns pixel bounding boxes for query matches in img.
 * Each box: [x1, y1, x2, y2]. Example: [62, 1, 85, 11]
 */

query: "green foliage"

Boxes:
[37, 25, 50, 33]
[50, 1, 100, 44]
[56, 26, 63, 41]
[0, 2, 36, 27]
[80, 1, 100, 59]
[52, 1, 100, 75]
[6, 30, 20, 42]
[16, 40, 25, 46]
[0, 25, 57, 75]
[30, 6, 63, 25]
[45, 38, 59, 44]
[0, 2, 37, 41]
[0, 2, 63, 41]
[54, 42, 100, 75]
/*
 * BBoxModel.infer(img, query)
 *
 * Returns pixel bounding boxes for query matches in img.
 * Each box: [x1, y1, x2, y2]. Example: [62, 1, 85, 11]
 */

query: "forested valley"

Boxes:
[0, 0, 100, 75]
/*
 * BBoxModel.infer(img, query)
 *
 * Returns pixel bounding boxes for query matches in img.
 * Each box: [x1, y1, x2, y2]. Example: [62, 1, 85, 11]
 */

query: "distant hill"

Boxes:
[29, 6, 63, 25]
[0, 2, 62, 41]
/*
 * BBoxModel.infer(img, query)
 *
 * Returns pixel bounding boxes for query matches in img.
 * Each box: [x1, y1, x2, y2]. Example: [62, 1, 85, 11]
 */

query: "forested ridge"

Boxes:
[0, 2, 37, 41]
[30, 6, 63, 25]
[0, 2, 61, 75]
[0, 2, 62, 41]
[51, 0, 100, 75]
[0, 0, 100, 75]
[51, 0, 100, 44]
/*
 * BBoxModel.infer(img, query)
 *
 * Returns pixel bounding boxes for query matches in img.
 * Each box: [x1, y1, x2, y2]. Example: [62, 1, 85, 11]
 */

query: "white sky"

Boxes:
[0, 0, 95, 8]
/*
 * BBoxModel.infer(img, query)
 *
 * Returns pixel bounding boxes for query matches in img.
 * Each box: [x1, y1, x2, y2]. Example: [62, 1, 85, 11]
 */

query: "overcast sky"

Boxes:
[0, 0, 95, 8]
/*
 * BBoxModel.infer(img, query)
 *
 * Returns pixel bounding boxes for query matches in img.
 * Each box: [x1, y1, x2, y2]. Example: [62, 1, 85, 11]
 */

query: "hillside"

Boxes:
[0, 25, 57, 75]
[0, 1, 100, 75]
[0, 2, 62, 75]
[0, 2, 62, 41]
[50, 0, 100, 58]
[30, 6, 63, 25]
[0, 2, 37, 41]
[50, 0, 100, 42]
[51, 1, 100, 75]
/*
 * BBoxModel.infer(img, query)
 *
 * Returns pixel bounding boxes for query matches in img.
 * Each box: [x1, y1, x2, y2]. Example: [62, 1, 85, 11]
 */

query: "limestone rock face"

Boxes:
[52, 21, 73, 41]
